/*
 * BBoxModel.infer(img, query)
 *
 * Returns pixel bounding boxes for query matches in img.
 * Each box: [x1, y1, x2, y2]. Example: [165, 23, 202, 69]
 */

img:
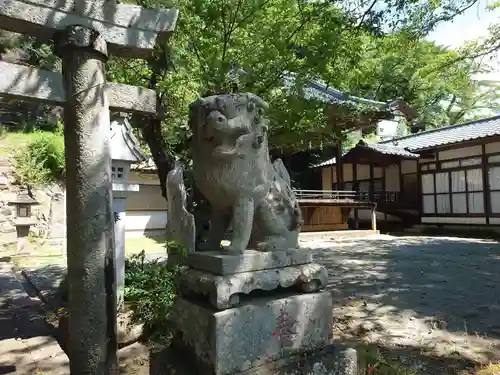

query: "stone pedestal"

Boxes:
[172, 293, 332, 375]
[170, 249, 332, 375]
[14, 218, 37, 254]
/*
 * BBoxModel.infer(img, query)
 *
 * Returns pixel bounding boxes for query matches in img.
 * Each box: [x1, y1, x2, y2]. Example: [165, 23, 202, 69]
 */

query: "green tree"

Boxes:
[115, 0, 487, 155]
[344, 32, 499, 129]
[0, 31, 61, 131]
[2, 0, 489, 192]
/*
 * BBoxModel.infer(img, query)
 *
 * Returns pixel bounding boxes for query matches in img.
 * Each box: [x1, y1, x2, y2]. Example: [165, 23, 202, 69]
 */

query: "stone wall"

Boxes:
[0, 156, 66, 246]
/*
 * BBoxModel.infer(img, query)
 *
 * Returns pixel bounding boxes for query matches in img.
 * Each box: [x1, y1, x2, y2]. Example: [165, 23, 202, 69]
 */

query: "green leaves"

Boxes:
[124, 250, 181, 345]
[112, 0, 492, 155]
[13, 132, 65, 186]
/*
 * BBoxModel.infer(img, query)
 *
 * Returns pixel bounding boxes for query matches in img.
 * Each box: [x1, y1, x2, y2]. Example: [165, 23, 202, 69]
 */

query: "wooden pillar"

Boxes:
[416, 160, 423, 218]
[335, 139, 343, 190]
[482, 144, 490, 225]
[382, 165, 387, 221]
[371, 208, 377, 232]
[398, 160, 404, 198]
[55, 25, 117, 374]
[330, 165, 334, 192]
[353, 163, 359, 228]
[369, 163, 375, 201]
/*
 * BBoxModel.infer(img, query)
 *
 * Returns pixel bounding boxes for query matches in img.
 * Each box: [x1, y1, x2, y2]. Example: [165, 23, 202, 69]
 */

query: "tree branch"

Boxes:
[355, 0, 378, 34]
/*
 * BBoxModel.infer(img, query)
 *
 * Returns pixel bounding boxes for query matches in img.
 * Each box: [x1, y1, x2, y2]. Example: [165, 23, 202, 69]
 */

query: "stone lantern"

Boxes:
[8, 193, 39, 254]
[110, 113, 147, 306]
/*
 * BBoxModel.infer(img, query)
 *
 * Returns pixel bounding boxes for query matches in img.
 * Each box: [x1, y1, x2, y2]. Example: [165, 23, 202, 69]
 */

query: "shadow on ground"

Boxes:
[308, 234, 500, 372]
[0, 260, 68, 374]
[7, 235, 500, 374]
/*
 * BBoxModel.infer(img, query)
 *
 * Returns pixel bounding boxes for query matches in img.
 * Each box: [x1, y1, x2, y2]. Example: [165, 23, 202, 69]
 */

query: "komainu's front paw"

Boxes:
[225, 245, 246, 254]
[256, 237, 290, 252]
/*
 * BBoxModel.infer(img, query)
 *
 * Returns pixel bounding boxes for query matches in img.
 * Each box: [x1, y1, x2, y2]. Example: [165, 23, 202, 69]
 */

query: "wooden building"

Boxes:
[315, 115, 500, 229]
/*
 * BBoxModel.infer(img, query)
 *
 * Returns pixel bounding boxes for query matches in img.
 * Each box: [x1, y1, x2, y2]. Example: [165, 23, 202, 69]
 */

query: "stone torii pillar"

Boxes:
[0, 1, 178, 373]
[55, 26, 116, 373]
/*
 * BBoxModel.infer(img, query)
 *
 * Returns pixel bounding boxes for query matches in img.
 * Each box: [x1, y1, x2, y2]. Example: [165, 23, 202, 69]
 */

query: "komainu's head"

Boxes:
[188, 93, 269, 146]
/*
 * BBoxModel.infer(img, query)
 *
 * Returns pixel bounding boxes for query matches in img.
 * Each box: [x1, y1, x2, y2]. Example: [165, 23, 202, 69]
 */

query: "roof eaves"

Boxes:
[121, 118, 148, 162]
[378, 114, 500, 151]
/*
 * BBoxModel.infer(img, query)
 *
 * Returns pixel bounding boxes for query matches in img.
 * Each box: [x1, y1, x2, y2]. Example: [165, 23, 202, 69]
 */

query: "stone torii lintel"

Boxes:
[0, 0, 179, 59]
[0, 61, 163, 117]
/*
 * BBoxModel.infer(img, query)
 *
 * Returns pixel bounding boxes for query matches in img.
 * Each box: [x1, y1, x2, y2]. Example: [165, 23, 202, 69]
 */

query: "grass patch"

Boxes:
[0, 131, 53, 156]
[125, 236, 167, 255]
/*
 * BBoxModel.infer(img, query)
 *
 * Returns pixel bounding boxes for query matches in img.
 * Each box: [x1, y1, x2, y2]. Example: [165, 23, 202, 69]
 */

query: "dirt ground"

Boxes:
[303, 234, 500, 374]
[3, 233, 500, 374]
[119, 233, 500, 375]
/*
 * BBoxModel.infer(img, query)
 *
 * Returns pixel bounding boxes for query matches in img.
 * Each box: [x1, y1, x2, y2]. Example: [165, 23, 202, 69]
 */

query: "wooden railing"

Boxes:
[374, 191, 400, 203]
[374, 191, 418, 209]
[293, 190, 370, 201]
[294, 190, 414, 206]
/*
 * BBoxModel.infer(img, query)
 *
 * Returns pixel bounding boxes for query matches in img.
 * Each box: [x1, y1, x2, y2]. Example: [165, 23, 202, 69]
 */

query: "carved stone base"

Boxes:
[177, 263, 328, 310]
[170, 292, 333, 375]
[169, 248, 313, 275]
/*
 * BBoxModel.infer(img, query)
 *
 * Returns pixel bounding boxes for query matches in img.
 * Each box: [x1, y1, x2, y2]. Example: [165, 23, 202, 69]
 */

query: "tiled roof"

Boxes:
[314, 156, 340, 168]
[314, 115, 500, 168]
[305, 79, 388, 108]
[356, 141, 419, 158]
[379, 115, 500, 151]
[284, 73, 389, 108]
[312, 141, 417, 168]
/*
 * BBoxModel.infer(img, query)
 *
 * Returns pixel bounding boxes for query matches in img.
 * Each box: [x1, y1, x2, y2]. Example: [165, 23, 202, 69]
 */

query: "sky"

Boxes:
[427, 0, 500, 81]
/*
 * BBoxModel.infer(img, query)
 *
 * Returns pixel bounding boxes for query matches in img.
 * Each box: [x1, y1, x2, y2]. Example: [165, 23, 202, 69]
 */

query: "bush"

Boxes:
[13, 132, 65, 185]
[124, 249, 183, 347]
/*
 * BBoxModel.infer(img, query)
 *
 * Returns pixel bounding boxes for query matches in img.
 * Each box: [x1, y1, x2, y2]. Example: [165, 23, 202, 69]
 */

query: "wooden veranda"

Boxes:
[294, 189, 377, 232]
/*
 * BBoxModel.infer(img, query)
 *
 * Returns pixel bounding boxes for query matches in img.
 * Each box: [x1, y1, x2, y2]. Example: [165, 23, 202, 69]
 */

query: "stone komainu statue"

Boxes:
[188, 93, 303, 254]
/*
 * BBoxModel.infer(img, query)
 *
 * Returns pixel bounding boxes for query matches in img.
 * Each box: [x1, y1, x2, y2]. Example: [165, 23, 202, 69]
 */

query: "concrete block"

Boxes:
[170, 292, 333, 375]
[173, 248, 313, 275]
[178, 263, 329, 309]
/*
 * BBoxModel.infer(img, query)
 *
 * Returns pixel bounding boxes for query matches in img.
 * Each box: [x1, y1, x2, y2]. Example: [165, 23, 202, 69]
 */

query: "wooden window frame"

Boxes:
[420, 155, 486, 217]
[487, 152, 500, 217]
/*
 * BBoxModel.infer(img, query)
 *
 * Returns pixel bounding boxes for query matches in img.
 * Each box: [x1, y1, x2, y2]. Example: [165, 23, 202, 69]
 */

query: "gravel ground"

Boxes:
[300, 234, 500, 367]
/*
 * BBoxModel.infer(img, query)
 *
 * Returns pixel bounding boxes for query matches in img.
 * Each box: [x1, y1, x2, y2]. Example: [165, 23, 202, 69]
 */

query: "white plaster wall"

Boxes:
[489, 217, 500, 225]
[385, 165, 400, 191]
[438, 145, 482, 161]
[126, 184, 167, 211]
[485, 141, 500, 154]
[401, 160, 417, 174]
[421, 216, 487, 224]
[357, 164, 370, 180]
[343, 164, 353, 182]
[124, 172, 168, 236]
[124, 210, 168, 234]
[321, 168, 332, 190]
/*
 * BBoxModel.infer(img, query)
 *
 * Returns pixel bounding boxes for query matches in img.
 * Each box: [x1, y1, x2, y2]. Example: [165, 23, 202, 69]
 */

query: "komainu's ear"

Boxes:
[188, 98, 207, 132]
[246, 93, 269, 111]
